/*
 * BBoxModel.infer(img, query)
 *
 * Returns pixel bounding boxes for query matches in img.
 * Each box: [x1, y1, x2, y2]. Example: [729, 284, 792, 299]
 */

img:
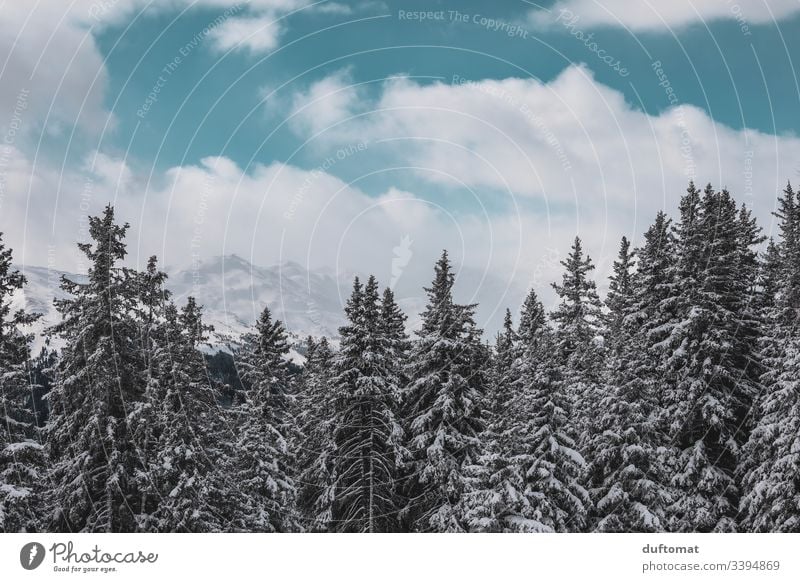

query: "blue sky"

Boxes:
[2, 0, 800, 330]
[95, 0, 800, 170]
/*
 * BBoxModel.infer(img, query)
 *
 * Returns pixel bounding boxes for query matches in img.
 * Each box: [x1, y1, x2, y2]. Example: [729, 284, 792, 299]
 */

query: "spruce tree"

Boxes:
[296, 336, 337, 531]
[329, 276, 406, 532]
[587, 224, 673, 532]
[0, 233, 46, 532]
[234, 306, 299, 532]
[738, 333, 800, 531]
[464, 300, 566, 532]
[46, 205, 143, 532]
[739, 183, 800, 531]
[508, 292, 590, 532]
[518, 286, 547, 349]
[551, 237, 604, 357]
[773, 182, 800, 308]
[128, 255, 170, 530]
[664, 185, 759, 532]
[403, 252, 486, 532]
[493, 309, 519, 403]
[604, 236, 634, 355]
[550, 236, 604, 449]
[379, 287, 410, 393]
[149, 298, 237, 532]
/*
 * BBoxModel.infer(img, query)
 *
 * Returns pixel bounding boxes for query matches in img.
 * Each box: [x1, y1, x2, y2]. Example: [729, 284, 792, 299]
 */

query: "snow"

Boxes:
[2, 441, 44, 454]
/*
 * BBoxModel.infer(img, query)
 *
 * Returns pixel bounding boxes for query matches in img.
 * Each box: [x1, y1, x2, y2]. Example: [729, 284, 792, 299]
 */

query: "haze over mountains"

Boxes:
[11, 253, 536, 354]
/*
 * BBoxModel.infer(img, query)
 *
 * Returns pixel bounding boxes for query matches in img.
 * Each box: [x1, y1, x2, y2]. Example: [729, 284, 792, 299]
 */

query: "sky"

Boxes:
[2, 0, 800, 332]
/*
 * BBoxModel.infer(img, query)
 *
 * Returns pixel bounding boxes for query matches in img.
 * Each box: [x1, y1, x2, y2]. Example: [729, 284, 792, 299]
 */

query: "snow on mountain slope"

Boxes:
[10, 256, 352, 354]
[11, 254, 523, 355]
[9, 265, 81, 353]
[167, 254, 351, 349]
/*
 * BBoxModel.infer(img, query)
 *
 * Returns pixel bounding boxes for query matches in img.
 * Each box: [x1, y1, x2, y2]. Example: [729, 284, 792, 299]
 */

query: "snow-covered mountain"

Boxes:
[9, 265, 80, 353]
[11, 256, 352, 355]
[12, 253, 523, 355]
[167, 254, 351, 343]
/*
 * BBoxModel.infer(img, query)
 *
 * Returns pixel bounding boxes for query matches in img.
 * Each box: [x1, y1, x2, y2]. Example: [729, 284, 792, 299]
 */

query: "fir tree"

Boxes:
[664, 185, 759, 532]
[508, 305, 590, 532]
[551, 236, 604, 358]
[550, 237, 604, 449]
[518, 287, 547, 350]
[587, 223, 674, 532]
[773, 181, 800, 309]
[46, 205, 143, 532]
[148, 298, 237, 532]
[128, 255, 170, 530]
[758, 239, 783, 313]
[234, 306, 299, 532]
[403, 252, 486, 532]
[379, 287, 410, 391]
[738, 333, 800, 532]
[604, 236, 634, 355]
[493, 309, 518, 403]
[296, 336, 336, 531]
[329, 276, 406, 532]
[739, 183, 800, 532]
[464, 300, 562, 533]
[0, 234, 46, 532]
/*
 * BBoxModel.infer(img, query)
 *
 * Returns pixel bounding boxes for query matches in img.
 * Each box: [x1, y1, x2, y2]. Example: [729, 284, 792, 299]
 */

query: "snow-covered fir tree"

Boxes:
[663, 184, 761, 532]
[587, 226, 673, 532]
[403, 252, 486, 532]
[46, 205, 144, 532]
[604, 236, 634, 355]
[379, 286, 410, 394]
[494, 289, 591, 532]
[0, 233, 46, 532]
[518, 285, 547, 348]
[464, 298, 576, 533]
[148, 298, 238, 532]
[551, 237, 604, 361]
[127, 255, 170, 530]
[493, 309, 518, 402]
[550, 237, 604, 438]
[738, 332, 800, 532]
[328, 276, 406, 532]
[296, 335, 337, 531]
[739, 182, 800, 532]
[234, 306, 299, 532]
[462, 310, 518, 532]
[773, 182, 800, 308]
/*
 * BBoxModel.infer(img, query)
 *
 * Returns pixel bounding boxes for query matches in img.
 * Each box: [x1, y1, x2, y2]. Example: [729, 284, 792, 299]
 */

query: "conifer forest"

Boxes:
[3, 180, 800, 534]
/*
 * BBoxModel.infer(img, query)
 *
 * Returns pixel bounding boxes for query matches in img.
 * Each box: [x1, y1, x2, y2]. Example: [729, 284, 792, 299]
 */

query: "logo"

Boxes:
[20, 542, 46, 570]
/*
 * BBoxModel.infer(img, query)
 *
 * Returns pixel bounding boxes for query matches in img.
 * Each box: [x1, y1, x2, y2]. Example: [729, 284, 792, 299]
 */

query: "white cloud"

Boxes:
[0, 2, 120, 139]
[207, 14, 286, 54]
[5, 2, 800, 334]
[288, 68, 365, 136]
[284, 65, 800, 245]
[534, 0, 800, 31]
[1, 144, 565, 333]
[8, 61, 800, 331]
[0, 0, 334, 143]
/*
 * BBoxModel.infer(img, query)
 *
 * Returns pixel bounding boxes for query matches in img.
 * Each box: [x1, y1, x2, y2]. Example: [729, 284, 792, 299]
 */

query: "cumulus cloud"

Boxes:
[5, 3, 800, 333]
[8, 60, 800, 330]
[1, 146, 552, 332]
[206, 12, 288, 55]
[0, 1, 120, 139]
[283, 65, 800, 243]
[0, 0, 343, 144]
[533, 0, 800, 31]
[287, 68, 366, 136]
